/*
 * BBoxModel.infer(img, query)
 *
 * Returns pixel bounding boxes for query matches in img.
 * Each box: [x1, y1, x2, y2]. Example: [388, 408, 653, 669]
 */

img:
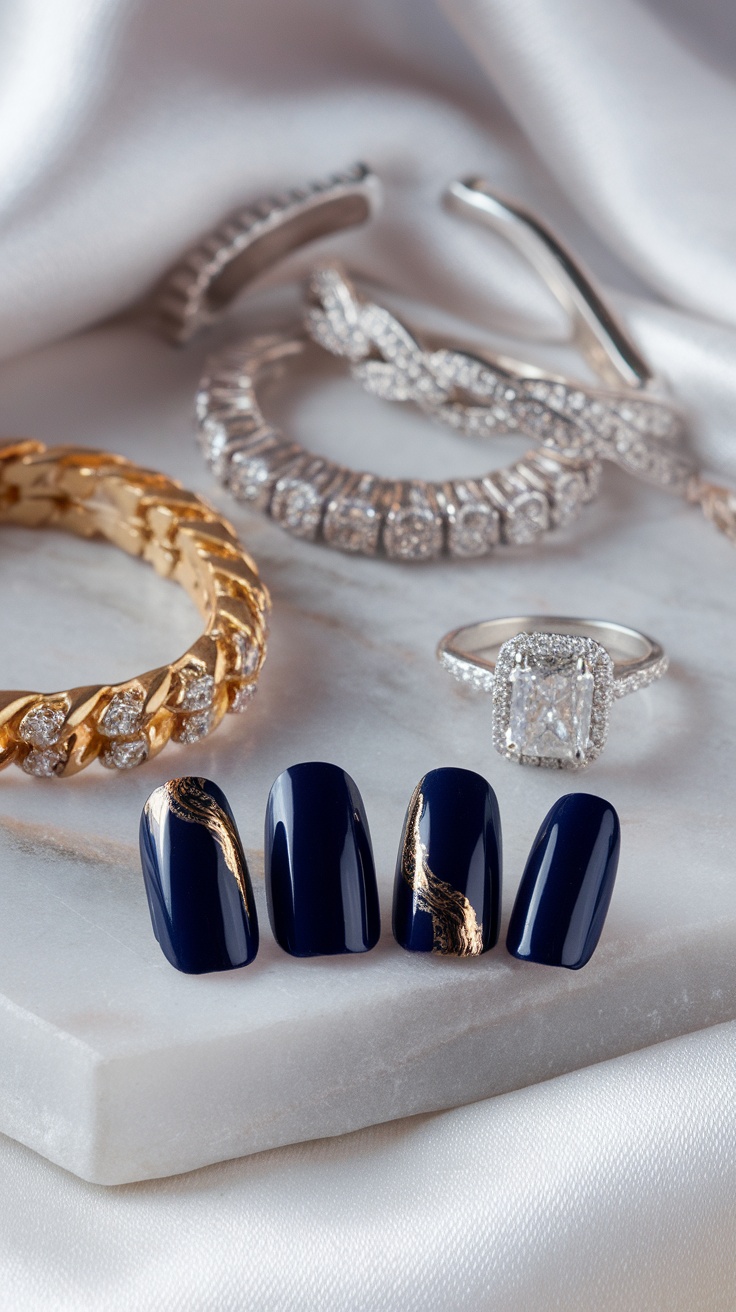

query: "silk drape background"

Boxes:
[1, 0, 736, 1306]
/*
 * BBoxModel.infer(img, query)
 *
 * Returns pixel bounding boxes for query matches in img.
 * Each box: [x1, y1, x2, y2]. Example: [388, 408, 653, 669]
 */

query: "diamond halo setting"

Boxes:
[491, 633, 614, 769]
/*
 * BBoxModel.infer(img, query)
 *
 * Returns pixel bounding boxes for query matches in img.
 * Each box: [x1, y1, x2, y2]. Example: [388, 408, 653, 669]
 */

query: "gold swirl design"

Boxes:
[401, 786, 484, 956]
[163, 777, 250, 914]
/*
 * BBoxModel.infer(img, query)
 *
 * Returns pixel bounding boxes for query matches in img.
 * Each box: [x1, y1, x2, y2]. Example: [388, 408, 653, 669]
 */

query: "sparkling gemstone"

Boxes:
[18, 703, 66, 747]
[323, 499, 380, 554]
[228, 452, 271, 502]
[233, 632, 260, 677]
[99, 688, 145, 737]
[503, 493, 550, 545]
[179, 674, 216, 712]
[448, 503, 500, 558]
[507, 659, 595, 762]
[173, 710, 214, 743]
[198, 416, 229, 469]
[271, 479, 323, 538]
[384, 507, 443, 560]
[102, 738, 148, 770]
[22, 746, 67, 777]
[550, 472, 586, 526]
[228, 683, 257, 714]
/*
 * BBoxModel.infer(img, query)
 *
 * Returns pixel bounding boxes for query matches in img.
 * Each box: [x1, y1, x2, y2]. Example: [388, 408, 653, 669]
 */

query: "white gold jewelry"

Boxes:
[438, 616, 668, 769]
[155, 163, 380, 345]
[197, 333, 600, 560]
[304, 177, 695, 497]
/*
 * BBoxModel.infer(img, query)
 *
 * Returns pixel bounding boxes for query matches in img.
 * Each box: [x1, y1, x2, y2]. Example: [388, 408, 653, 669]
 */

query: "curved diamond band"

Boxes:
[197, 332, 600, 561]
[438, 616, 668, 768]
[0, 442, 269, 778]
[155, 163, 380, 345]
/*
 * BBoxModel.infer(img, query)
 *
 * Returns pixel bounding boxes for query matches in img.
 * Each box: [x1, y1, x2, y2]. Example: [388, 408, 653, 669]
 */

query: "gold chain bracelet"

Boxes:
[0, 441, 269, 778]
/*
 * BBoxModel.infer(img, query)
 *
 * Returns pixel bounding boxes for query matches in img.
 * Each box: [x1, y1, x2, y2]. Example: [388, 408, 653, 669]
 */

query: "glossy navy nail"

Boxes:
[265, 762, 380, 957]
[506, 792, 620, 970]
[392, 767, 501, 956]
[140, 777, 258, 974]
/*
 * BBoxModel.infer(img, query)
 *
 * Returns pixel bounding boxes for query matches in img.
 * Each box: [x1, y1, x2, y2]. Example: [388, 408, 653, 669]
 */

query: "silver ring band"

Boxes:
[438, 616, 667, 697]
[197, 333, 600, 561]
[155, 163, 380, 345]
[438, 616, 668, 768]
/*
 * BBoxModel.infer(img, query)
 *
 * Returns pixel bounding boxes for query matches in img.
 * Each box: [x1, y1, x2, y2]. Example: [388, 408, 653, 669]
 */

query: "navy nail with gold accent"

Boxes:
[140, 777, 259, 974]
[265, 762, 380, 957]
[393, 767, 502, 956]
[506, 792, 620, 970]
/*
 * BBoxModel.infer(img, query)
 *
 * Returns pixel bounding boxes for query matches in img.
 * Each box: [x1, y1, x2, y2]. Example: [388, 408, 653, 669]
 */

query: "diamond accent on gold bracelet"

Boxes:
[174, 710, 214, 743]
[229, 684, 257, 714]
[22, 745, 68, 777]
[18, 703, 66, 747]
[232, 632, 260, 678]
[101, 738, 149, 770]
[179, 674, 216, 712]
[98, 688, 145, 737]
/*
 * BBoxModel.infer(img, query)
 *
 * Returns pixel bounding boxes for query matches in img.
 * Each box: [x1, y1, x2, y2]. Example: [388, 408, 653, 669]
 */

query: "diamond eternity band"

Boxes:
[197, 332, 601, 560]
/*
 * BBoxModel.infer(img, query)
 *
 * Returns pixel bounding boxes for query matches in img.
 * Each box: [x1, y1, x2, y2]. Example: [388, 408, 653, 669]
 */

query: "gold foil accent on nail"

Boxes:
[163, 777, 251, 914]
[402, 786, 484, 956]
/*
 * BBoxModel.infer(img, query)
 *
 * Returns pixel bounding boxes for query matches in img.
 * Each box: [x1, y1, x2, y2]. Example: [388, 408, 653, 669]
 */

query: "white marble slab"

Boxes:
[0, 296, 733, 1184]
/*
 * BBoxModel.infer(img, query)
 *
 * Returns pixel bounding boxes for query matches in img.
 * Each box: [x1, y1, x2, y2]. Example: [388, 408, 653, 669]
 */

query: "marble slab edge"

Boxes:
[0, 910, 733, 1185]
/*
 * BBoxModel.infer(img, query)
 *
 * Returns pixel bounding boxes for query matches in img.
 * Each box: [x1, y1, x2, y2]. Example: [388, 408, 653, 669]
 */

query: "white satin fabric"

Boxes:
[1, 1021, 735, 1311]
[2, 0, 736, 1305]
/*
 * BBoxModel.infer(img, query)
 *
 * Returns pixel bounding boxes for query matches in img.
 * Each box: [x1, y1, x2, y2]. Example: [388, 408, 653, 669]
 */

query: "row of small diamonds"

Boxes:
[613, 652, 669, 699]
[438, 651, 495, 693]
[158, 166, 372, 344]
[199, 344, 596, 559]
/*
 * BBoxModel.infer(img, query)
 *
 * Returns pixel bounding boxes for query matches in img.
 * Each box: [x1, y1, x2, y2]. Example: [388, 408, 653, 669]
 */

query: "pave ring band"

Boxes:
[438, 616, 668, 768]
[0, 442, 269, 778]
[155, 163, 379, 345]
[306, 261, 694, 496]
[197, 333, 600, 560]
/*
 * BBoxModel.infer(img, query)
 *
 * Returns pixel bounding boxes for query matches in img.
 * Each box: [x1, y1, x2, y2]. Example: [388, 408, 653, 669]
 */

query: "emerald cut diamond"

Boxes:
[507, 661, 594, 762]
[492, 632, 614, 769]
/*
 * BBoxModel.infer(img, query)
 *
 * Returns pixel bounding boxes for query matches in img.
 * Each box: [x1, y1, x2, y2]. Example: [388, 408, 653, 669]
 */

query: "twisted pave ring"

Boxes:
[0, 442, 269, 778]
[438, 616, 668, 769]
[305, 176, 696, 496]
[305, 259, 694, 497]
[197, 332, 601, 560]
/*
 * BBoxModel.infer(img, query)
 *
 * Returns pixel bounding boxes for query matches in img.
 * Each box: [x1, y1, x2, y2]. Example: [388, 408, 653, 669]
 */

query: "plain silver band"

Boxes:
[438, 616, 668, 697]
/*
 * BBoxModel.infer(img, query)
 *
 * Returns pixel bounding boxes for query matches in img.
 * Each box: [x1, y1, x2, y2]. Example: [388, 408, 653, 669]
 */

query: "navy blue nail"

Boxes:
[265, 761, 380, 957]
[140, 777, 258, 974]
[392, 767, 501, 956]
[506, 792, 620, 969]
